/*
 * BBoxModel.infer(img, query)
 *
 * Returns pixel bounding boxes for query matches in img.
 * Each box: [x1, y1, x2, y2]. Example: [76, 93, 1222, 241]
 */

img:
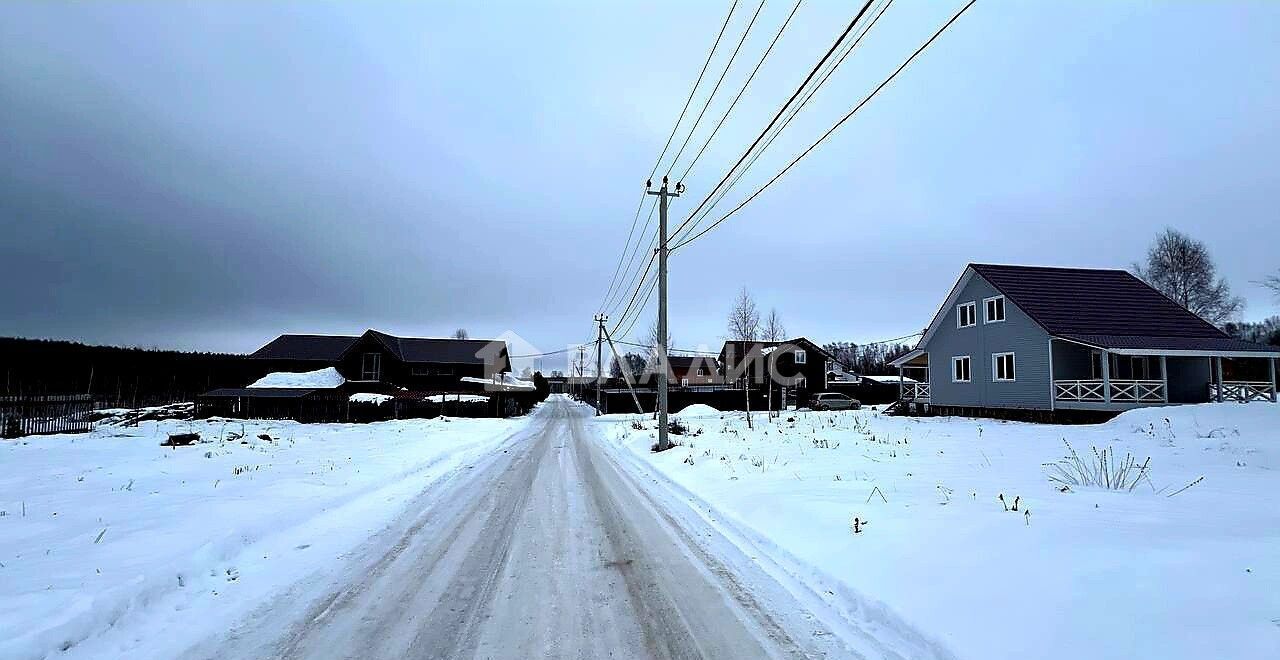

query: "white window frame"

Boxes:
[794, 349, 807, 364]
[681, 377, 689, 387]
[956, 301, 977, 328]
[983, 295, 1006, 324]
[992, 352, 1016, 382]
[952, 355, 971, 383]
[361, 352, 382, 381]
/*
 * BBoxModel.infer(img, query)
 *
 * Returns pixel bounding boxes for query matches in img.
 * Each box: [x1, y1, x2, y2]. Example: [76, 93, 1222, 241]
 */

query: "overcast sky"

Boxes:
[3, 1, 1277, 368]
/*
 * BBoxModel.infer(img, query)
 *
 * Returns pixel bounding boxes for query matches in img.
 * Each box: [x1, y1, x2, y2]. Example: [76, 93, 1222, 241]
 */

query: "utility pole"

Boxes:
[594, 314, 607, 415]
[647, 176, 682, 452]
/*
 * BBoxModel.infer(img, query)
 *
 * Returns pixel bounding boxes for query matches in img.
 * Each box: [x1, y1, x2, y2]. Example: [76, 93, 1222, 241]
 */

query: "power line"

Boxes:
[671, 0, 894, 246]
[676, 0, 804, 185]
[649, 0, 740, 180]
[508, 343, 598, 359]
[602, 198, 658, 314]
[669, 0, 876, 241]
[665, 0, 769, 180]
[609, 252, 658, 336]
[611, 338, 721, 356]
[673, 0, 978, 251]
[596, 0, 739, 314]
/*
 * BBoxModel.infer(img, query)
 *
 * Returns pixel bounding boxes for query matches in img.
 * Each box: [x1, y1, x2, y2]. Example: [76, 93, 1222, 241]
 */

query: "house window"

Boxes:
[1090, 351, 1103, 380]
[952, 356, 971, 383]
[957, 301, 977, 328]
[993, 352, 1016, 381]
[984, 296, 1006, 323]
[681, 378, 689, 387]
[361, 352, 382, 381]
[794, 349, 807, 364]
[795, 375, 807, 390]
[696, 367, 706, 377]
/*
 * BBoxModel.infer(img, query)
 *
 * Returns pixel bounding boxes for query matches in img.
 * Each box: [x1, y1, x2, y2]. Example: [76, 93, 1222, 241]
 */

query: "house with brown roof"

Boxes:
[889, 264, 1279, 417]
[249, 329, 511, 391]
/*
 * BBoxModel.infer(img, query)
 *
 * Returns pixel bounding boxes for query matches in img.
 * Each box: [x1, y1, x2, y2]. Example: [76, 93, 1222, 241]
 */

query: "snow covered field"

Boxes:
[0, 414, 522, 660]
[600, 402, 1280, 660]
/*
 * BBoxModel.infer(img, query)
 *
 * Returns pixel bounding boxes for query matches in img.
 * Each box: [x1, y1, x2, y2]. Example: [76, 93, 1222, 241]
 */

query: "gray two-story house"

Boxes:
[890, 264, 1279, 419]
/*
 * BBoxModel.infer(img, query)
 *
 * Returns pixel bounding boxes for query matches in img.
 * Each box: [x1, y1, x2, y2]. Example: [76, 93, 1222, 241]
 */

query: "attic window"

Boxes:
[957, 301, 977, 328]
[794, 349, 807, 364]
[984, 296, 1006, 323]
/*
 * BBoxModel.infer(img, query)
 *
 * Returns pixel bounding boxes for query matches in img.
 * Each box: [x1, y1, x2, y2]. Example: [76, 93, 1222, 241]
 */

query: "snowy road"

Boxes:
[182, 395, 856, 659]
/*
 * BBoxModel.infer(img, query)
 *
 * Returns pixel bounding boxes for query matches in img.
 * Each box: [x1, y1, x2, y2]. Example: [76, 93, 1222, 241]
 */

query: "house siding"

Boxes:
[924, 271, 1053, 410]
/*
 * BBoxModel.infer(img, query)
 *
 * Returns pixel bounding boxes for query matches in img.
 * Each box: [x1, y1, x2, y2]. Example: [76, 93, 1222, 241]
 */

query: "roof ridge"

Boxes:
[969, 262, 1131, 274]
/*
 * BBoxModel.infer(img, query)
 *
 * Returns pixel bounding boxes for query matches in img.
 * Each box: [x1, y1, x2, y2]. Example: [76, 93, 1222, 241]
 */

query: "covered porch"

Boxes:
[1050, 337, 1278, 411]
[892, 349, 931, 403]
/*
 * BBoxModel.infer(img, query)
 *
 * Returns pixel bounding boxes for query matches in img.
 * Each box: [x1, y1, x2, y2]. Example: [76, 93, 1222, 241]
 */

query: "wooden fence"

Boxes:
[1, 394, 96, 438]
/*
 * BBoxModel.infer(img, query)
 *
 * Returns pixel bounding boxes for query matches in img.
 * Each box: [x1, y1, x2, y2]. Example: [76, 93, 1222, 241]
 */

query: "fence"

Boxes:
[1, 394, 96, 438]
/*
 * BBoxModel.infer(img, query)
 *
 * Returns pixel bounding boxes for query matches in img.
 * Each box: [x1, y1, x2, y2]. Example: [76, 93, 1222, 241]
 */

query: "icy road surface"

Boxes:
[178, 395, 910, 659]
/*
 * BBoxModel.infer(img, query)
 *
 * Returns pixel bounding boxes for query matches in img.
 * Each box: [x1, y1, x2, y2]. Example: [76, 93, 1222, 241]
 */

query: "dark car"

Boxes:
[810, 392, 861, 411]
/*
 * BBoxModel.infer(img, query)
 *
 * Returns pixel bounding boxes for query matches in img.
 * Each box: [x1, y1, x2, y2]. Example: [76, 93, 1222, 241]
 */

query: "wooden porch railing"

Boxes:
[1210, 381, 1276, 403]
[1053, 380, 1165, 404]
[900, 382, 931, 401]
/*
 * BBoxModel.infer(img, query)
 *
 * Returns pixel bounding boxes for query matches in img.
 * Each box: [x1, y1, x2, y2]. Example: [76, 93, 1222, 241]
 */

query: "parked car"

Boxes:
[810, 392, 861, 411]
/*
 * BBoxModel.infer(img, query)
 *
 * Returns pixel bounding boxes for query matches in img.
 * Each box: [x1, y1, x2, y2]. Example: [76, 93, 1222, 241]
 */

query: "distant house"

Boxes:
[648, 355, 720, 387]
[719, 337, 834, 403]
[889, 264, 1279, 418]
[250, 329, 511, 392]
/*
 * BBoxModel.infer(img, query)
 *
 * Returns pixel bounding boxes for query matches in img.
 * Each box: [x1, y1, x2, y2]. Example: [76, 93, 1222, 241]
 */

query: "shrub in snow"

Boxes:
[1043, 440, 1152, 492]
[650, 436, 682, 453]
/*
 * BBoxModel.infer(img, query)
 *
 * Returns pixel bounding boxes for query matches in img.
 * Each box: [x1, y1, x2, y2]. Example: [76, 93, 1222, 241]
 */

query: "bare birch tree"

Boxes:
[1134, 229, 1243, 326]
[727, 287, 760, 341]
[452, 328, 469, 340]
[762, 308, 786, 342]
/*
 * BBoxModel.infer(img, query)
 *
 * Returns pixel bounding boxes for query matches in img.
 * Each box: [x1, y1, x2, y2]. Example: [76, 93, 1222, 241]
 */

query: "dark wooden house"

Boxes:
[249, 329, 512, 391]
[718, 337, 835, 404]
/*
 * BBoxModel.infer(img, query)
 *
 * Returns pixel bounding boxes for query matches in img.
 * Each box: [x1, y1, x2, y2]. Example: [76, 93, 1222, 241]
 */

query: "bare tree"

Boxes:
[611, 352, 647, 381]
[762, 308, 786, 342]
[727, 287, 760, 341]
[1264, 271, 1280, 301]
[642, 320, 674, 366]
[1134, 229, 1243, 326]
[452, 328, 469, 340]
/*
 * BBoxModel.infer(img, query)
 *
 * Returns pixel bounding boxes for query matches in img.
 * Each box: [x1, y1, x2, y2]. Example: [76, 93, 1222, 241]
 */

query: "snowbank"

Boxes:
[349, 393, 393, 405]
[599, 402, 1280, 660]
[674, 404, 721, 418]
[0, 415, 520, 659]
[248, 367, 345, 389]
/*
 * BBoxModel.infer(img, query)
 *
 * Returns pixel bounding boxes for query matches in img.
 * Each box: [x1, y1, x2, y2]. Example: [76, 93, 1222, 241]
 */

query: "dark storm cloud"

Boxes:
[1, 1, 1278, 356]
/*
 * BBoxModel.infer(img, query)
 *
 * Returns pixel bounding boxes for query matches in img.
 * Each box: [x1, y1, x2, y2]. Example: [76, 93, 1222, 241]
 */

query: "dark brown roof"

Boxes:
[971, 264, 1224, 338]
[366, 330, 506, 365]
[969, 264, 1276, 354]
[251, 330, 509, 365]
[250, 335, 358, 361]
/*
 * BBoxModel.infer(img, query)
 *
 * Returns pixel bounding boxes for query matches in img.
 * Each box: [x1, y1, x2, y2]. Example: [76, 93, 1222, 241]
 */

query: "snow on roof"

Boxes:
[248, 367, 345, 389]
[348, 393, 393, 405]
[862, 374, 920, 384]
[425, 394, 490, 404]
[459, 374, 536, 392]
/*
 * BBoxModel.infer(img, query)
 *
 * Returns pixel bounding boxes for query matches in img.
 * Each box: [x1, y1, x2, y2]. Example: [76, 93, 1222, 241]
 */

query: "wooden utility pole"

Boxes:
[647, 177, 681, 451]
[594, 314, 607, 415]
